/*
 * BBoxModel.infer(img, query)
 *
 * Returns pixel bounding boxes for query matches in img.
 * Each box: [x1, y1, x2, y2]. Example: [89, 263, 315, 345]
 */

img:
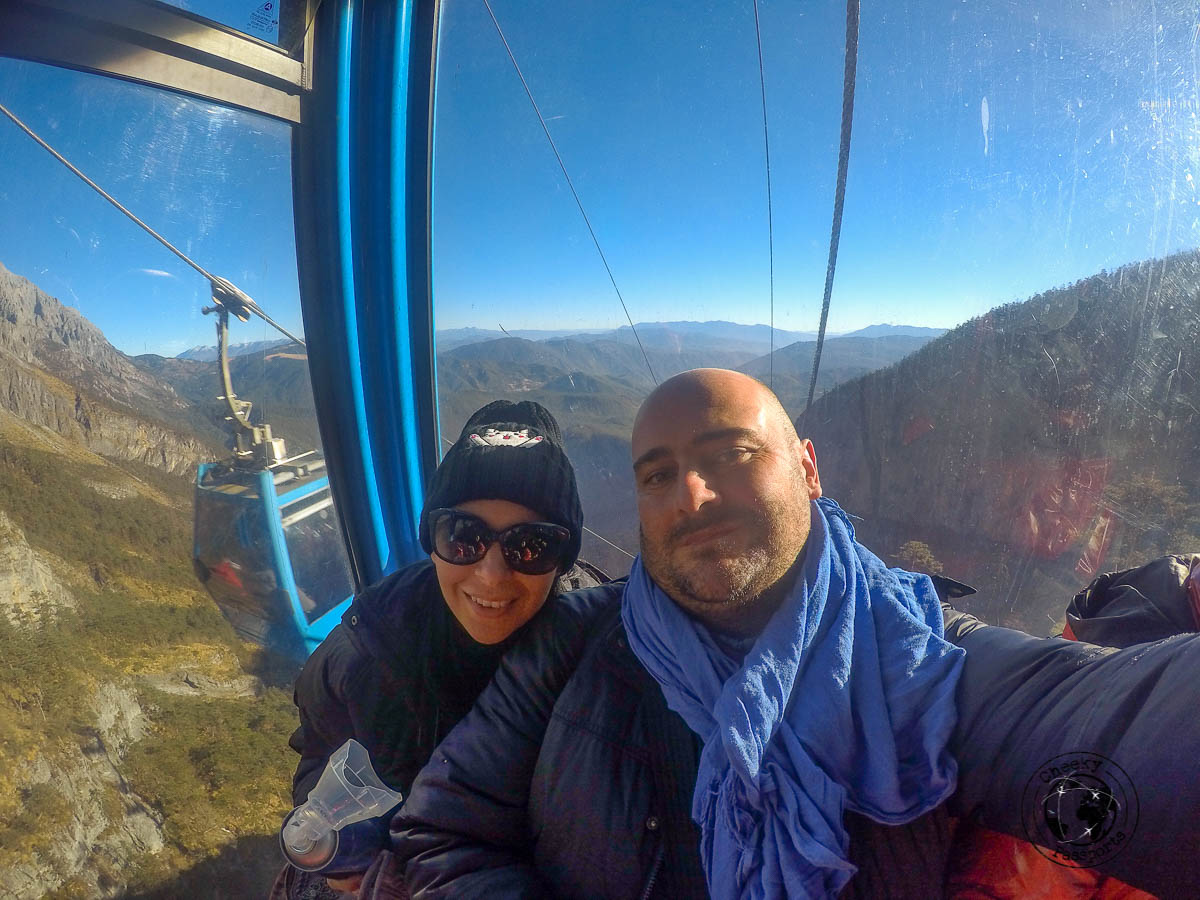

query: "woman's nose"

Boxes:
[472, 541, 510, 581]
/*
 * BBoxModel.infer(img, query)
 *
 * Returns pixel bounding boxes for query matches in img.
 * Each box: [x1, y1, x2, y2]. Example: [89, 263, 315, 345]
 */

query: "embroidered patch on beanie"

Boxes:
[467, 428, 546, 448]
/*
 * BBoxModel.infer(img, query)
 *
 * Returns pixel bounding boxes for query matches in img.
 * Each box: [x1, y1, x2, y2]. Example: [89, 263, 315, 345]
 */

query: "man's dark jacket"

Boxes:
[393, 578, 1200, 898]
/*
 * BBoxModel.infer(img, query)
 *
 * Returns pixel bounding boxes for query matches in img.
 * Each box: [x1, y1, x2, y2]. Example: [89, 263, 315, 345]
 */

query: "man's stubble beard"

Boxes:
[640, 482, 810, 629]
[672, 541, 775, 608]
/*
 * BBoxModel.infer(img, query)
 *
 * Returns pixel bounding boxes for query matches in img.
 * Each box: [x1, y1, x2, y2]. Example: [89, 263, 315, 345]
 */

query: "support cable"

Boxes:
[750, 0, 777, 389]
[805, 0, 860, 411]
[479, 0, 657, 385]
[0, 101, 305, 347]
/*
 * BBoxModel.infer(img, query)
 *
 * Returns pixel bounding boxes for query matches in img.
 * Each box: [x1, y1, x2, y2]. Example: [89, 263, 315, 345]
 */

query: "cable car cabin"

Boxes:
[193, 452, 355, 662]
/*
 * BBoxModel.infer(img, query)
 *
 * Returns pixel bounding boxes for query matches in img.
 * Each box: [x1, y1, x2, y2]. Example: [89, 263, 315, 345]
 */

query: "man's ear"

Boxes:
[798, 439, 822, 499]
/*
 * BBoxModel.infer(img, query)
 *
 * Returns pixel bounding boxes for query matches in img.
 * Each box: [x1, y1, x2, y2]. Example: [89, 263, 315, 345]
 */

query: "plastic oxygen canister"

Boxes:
[280, 738, 403, 872]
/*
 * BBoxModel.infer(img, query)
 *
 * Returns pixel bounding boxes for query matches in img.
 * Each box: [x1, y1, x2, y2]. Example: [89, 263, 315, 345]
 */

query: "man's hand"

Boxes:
[326, 873, 363, 894]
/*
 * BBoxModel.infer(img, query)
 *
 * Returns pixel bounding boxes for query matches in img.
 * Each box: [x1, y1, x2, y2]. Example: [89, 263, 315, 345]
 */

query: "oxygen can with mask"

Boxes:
[280, 738, 403, 872]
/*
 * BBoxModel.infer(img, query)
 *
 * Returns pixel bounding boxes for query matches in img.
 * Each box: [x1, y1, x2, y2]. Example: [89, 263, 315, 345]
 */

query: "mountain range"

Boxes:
[432, 319, 939, 356]
[176, 339, 292, 362]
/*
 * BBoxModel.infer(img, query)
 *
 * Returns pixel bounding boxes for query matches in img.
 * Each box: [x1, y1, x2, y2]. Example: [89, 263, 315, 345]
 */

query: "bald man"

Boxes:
[632, 369, 823, 637]
[392, 370, 1200, 899]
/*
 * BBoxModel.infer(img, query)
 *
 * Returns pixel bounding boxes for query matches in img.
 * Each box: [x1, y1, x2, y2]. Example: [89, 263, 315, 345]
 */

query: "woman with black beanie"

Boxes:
[273, 400, 607, 898]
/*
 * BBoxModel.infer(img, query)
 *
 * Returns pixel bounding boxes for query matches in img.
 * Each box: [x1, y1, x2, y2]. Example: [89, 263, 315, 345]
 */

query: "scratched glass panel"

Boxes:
[0, 55, 336, 894]
[431, 0, 1200, 622]
[430, 0, 833, 577]
[805, 0, 1200, 631]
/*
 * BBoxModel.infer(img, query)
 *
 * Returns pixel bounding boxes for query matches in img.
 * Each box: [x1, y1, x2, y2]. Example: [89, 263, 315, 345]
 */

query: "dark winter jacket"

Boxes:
[942, 606, 1200, 898]
[394, 579, 964, 899]
[282, 557, 606, 889]
[1062, 552, 1200, 646]
[394, 579, 1200, 898]
[945, 553, 1200, 899]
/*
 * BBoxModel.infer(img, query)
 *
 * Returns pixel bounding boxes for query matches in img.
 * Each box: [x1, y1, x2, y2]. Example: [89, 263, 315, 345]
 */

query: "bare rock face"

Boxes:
[0, 517, 165, 898]
[93, 683, 149, 754]
[0, 512, 75, 627]
[0, 684, 166, 900]
[0, 263, 215, 475]
[0, 261, 163, 392]
[0, 536, 168, 900]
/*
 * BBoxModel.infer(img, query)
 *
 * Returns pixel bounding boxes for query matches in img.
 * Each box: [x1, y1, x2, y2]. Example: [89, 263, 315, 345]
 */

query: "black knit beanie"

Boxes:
[419, 400, 583, 571]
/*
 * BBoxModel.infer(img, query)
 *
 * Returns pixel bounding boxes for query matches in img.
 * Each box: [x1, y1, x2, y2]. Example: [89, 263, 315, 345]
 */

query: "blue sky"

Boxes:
[432, 0, 1200, 333]
[1, 0, 1198, 354]
[0, 56, 300, 356]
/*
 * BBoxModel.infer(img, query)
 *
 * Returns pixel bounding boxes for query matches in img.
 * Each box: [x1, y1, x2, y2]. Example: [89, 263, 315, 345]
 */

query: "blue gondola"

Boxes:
[190, 288, 356, 661]
[193, 454, 354, 661]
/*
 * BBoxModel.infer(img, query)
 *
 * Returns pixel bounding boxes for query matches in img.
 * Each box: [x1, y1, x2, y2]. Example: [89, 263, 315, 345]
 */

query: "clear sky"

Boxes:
[1, 0, 1198, 355]
[0, 55, 300, 356]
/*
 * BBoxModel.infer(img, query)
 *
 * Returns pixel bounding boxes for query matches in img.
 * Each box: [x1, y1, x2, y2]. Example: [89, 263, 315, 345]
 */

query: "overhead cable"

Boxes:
[805, 0, 860, 411]
[479, 0, 657, 386]
[0, 101, 304, 347]
[750, 0, 777, 389]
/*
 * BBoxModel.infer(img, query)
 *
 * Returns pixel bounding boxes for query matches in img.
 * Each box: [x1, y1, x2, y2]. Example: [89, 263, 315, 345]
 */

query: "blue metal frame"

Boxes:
[277, 474, 333, 506]
[194, 463, 352, 654]
[268, 471, 353, 652]
[260, 470, 353, 653]
[293, 0, 441, 592]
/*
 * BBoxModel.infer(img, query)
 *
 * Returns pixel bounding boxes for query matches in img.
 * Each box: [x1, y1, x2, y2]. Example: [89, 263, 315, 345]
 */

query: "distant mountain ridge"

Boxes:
[739, 334, 937, 415]
[841, 324, 947, 338]
[436, 326, 611, 351]
[176, 339, 291, 362]
[438, 319, 940, 355]
[441, 321, 764, 351]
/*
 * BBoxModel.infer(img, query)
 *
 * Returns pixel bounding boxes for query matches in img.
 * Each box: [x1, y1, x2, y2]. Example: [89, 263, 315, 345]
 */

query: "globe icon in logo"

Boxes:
[1042, 773, 1119, 845]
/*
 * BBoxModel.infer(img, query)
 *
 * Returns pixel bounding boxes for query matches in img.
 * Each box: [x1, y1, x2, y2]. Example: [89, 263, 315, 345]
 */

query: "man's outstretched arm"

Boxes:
[943, 610, 1200, 897]
[392, 583, 623, 899]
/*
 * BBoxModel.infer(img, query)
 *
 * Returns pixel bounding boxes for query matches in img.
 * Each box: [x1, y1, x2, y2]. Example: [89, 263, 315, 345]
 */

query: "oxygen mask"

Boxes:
[280, 738, 403, 871]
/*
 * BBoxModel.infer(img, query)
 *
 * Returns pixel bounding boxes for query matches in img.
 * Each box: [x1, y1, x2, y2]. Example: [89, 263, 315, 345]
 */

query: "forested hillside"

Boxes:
[0, 265, 295, 898]
[798, 252, 1200, 631]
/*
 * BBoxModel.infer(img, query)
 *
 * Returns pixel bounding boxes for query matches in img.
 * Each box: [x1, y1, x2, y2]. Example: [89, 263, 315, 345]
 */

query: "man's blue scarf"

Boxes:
[621, 498, 964, 898]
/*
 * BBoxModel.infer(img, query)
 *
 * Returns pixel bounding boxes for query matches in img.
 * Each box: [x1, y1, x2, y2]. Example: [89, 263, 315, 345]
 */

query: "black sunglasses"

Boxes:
[429, 508, 571, 576]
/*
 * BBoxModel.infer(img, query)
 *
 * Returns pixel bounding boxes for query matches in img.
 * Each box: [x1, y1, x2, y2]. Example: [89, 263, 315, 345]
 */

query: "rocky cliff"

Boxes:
[0, 263, 216, 475]
[0, 512, 164, 898]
